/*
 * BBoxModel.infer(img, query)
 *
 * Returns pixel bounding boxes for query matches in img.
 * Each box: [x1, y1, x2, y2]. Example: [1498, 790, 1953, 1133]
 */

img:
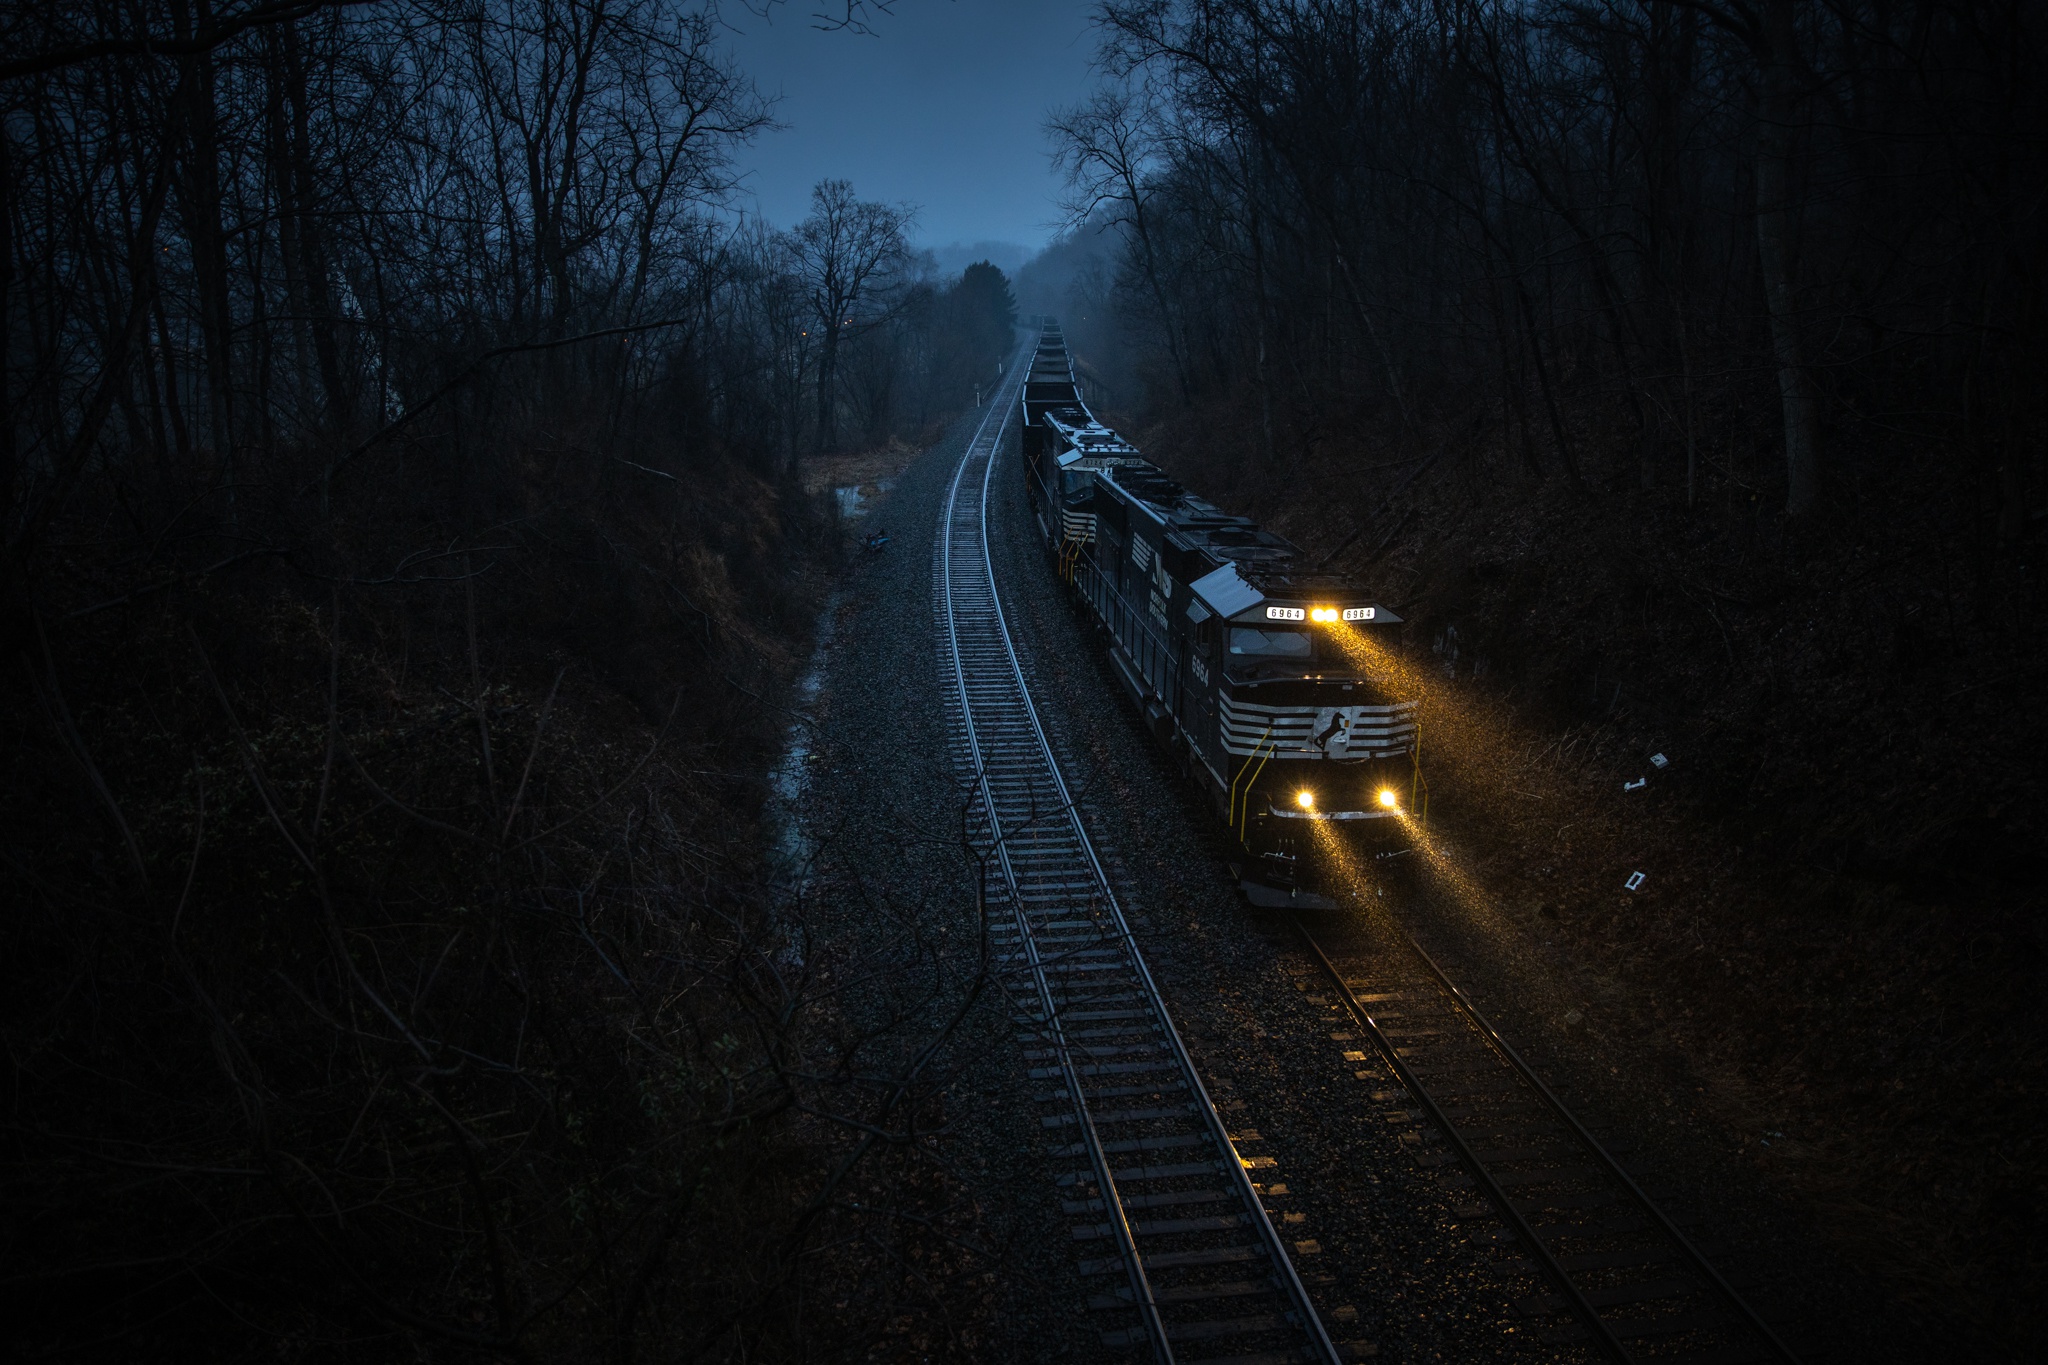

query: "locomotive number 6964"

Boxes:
[1018, 321, 1423, 905]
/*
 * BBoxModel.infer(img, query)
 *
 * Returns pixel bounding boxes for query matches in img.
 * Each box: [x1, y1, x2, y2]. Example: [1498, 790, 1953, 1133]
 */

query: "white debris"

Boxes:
[1624, 871, 1647, 891]
[1624, 777, 1648, 792]
[1650, 752, 1669, 769]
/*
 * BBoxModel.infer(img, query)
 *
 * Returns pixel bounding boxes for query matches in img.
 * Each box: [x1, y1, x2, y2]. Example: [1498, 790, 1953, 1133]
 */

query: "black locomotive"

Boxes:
[1019, 321, 1422, 905]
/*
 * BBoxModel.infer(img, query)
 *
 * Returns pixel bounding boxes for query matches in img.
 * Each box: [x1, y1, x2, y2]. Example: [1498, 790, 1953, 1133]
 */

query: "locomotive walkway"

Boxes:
[937, 352, 1354, 1364]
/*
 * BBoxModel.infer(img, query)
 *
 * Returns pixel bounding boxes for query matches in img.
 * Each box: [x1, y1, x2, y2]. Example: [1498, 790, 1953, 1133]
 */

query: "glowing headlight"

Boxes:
[1378, 789, 1399, 809]
[1296, 790, 1316, 810]
[1310, 606, 1338, 622]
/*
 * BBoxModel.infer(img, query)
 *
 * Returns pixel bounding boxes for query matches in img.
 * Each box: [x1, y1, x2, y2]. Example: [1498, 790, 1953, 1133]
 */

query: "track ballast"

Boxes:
[936, 356, 1349, 1365]
[1294, 908, 1804, 1365]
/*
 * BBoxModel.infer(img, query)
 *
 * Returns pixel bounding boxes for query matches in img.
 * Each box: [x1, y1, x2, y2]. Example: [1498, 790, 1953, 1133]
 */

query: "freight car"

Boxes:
[1018, 322, 1421, 905]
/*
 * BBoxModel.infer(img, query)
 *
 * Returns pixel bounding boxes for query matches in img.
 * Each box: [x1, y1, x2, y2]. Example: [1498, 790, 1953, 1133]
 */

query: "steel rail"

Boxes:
[938, 342, 1340, 1365]
[942, 358, 1170, 1361]
[1292, 923, 1634, 1363]
[969, 389, 1341, 1365]
[1399, 934, 1803, 1365]
[943, 362, 1172, 1358]
[1298, 914, 1802, 1365]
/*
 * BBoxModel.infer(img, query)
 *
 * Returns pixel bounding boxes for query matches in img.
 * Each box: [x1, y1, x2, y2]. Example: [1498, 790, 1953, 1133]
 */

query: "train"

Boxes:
[1018, 321, 1422, 906]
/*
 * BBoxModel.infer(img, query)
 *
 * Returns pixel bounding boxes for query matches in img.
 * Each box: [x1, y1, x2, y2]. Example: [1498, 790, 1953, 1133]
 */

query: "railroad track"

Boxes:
[936, 354, 1352, 1364]
[1293, 904, 1804, 1365]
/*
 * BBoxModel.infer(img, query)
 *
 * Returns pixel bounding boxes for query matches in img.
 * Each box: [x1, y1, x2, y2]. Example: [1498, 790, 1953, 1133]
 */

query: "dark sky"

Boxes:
[721, 0, 1103, 268]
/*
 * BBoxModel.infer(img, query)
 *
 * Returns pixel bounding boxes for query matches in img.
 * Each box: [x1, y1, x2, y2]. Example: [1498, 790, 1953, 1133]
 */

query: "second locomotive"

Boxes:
[1019, 321, 1423, 905]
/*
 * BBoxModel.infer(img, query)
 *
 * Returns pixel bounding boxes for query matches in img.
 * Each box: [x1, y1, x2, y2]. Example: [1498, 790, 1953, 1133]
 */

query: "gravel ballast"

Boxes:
[781, 399, 1955, 1361]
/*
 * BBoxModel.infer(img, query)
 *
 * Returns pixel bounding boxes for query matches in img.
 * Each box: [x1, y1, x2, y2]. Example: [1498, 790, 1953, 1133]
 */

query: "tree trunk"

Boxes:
[1756, 0, 1820, 518]
[1513, 274, 1581, 486]
[180, 55, 237, 475]
[279, 21, 347, 425]
[154, 296, 191, 461]
[1488, 272, 1543, 480]
[1249, 198, 1274, 466]
[815, 326, 839, 456]
[1126, 190, 1193, 406]
[0, 121, 14, 531]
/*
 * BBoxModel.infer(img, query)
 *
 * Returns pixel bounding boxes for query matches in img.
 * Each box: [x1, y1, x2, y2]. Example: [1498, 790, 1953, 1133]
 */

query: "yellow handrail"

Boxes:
[1227, 726, 1270, 829]
[1229, 727, 1276, 845]
[1057, 537, 1082, 583]
[1237, 745, 1275, 844]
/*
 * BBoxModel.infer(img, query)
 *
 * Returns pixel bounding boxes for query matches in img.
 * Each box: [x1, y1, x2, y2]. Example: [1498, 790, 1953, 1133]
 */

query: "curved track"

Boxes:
[936, 355, 1346, 1364]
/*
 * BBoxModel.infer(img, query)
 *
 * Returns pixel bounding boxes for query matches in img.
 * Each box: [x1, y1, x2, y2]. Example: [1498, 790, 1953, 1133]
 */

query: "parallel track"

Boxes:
[1296, 912, 1803, 1365]
[936, 355, 1344, 1364]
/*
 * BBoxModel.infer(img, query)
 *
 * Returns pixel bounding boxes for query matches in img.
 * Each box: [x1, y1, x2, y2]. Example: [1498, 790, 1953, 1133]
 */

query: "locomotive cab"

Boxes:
[1173, 562, 1418, 903]
[1204, 595, 1417, 902]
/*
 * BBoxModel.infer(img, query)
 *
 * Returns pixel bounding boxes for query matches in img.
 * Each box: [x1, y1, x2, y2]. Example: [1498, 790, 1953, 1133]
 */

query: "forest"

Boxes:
[6, 0, 2045, 1357]
[1023, 0, 2045, 1346]
[2, 1, 1013, 1358]
[1043, 0, 2037, 525]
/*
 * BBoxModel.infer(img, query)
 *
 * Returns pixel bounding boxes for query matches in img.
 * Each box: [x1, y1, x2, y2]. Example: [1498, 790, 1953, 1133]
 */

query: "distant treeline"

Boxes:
[2, 3, 1010, 505]
[1043, 0, 2042, 527]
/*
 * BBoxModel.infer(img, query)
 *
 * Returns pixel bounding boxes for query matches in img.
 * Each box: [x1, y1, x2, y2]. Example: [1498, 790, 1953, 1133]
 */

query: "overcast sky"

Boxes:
[720, 0, 1103, 269]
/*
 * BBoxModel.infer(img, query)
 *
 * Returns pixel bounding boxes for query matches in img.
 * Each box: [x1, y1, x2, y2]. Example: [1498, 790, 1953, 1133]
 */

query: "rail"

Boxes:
[939, 345, 1342, 1365]
[1295, 912, 1803, 1365]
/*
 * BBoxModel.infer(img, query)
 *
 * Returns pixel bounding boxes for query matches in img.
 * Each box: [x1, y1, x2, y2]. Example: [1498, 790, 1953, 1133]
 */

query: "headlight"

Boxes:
[1296, 790, 1315, 810]
[1378, 789, 1399, 809]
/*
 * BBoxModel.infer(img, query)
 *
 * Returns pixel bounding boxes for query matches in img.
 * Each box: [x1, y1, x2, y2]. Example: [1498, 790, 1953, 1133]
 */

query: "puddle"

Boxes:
[834, 477, 895, 520]
[768, 463, 899, 913]
[764, 590, 843, 898]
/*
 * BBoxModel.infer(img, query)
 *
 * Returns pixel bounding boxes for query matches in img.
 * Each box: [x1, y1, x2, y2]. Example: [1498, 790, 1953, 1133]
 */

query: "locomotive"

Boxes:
[1019, 322, 1422, 905]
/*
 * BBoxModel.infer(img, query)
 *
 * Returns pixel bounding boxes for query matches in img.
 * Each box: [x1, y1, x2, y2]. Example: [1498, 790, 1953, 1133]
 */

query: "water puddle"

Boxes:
[764, 590, 843, 898]
[834, 476, 895, 520]
[769, 468, 894, 915]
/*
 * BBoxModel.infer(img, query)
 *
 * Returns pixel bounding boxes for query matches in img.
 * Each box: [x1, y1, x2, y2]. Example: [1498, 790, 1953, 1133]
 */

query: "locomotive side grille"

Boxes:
[1221, 695, 1417, 759]
[1060, 509, 1096, 543]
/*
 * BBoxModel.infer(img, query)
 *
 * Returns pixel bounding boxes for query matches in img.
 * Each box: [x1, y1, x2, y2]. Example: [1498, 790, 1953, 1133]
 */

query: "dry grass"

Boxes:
[802, 438, 928, 502]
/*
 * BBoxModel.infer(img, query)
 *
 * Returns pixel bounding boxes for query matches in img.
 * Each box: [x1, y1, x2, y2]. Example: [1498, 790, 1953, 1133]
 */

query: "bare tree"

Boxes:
[1049, 84, 1193, 404]
[0, 4, 1023, 1357]
[783, 178, 913, 456]
[1061, 0, 2040, 529]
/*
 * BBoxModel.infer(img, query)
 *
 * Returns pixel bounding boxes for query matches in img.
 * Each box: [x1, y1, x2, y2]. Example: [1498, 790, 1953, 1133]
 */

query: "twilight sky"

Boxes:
[720, 0, 1103, 268]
